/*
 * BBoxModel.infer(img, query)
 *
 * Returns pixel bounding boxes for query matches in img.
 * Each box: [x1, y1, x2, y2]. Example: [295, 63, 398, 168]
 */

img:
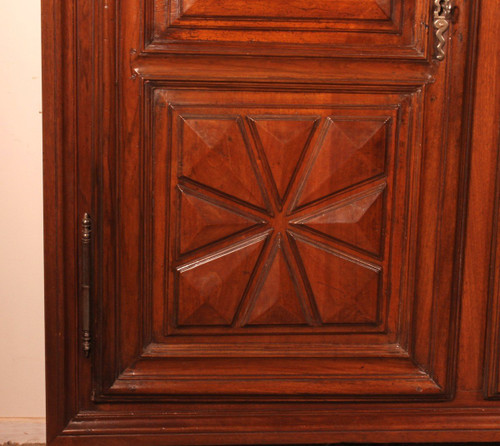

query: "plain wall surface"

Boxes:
[0, 0, 45, 417]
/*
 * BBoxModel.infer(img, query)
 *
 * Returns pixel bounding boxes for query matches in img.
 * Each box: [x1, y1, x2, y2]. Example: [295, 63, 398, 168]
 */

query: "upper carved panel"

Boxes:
[175, 0, 393, 21]
[147, 0, 428, 58]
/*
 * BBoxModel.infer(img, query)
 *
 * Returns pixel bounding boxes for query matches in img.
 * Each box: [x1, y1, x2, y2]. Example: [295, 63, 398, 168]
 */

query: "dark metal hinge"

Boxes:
[81, 213, 92, 357]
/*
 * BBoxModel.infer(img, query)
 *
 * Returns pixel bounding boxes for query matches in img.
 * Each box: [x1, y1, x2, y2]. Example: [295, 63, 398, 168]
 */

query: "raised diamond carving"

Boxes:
[181, 0, 199, 15]
[180, 116, 267, 208]
[177, 237, 266, 326]
[245, 236, 308, 326]
[249, 116, 318, 205]
[296, 118, 388, 208]
[292, 185, 386, 256]
[178, 186, 265, 255]
[375, 0, 392, 18]
[293, 235, 381, 324]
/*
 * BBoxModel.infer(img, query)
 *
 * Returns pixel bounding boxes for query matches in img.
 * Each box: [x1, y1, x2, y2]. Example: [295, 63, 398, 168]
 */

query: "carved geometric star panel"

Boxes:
[102, 88, 460, 401]
[171, 106, 393, 333]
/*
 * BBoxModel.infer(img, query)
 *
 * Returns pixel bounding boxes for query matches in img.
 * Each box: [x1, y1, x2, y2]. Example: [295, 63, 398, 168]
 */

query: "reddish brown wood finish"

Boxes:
[148, 0, 426, 58]
[477, 4, 500, 401]
[42, 0, 500, 444]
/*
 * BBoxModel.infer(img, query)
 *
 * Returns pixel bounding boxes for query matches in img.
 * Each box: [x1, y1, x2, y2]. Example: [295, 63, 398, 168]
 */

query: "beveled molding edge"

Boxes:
[56, 407, 500, 443]
[130, 55, 437, 89]
[92, 346, 450, 404]
[142, 42, 428, 61]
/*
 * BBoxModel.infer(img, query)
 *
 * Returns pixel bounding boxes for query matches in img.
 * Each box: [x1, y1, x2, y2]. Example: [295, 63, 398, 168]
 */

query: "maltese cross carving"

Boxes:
[175, 114, 390, 329]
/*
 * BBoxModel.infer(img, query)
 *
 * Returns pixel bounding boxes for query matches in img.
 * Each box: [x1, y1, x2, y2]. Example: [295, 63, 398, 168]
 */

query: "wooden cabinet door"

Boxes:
[42, 0, 500, 444]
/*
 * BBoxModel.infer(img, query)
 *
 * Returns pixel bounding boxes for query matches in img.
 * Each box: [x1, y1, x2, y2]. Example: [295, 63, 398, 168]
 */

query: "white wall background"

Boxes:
[0, 0, 45, 419]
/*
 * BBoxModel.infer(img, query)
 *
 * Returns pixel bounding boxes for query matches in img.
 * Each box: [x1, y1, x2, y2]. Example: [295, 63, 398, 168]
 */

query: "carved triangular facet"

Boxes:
[296, 119, 388, 207]
[178, 188, 265, 254]
[374, 0, 392, 18]
[250, 117, 318, 203]
[177, 237, 266, 326]
[181, 302, 228, 326]
[294, 237, 380, 324]
[246, 238, 307, 325]
[180, 0, 200, 16]
[294, 187, 385, 256]
[180, 117, 266, 208]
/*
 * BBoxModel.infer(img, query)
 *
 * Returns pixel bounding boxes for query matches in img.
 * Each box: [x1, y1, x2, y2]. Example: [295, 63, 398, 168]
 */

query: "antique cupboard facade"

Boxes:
[42, 0, 500, 444]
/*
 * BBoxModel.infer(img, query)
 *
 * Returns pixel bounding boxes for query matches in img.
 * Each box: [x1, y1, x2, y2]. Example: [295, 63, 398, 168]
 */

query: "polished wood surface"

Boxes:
[42, 0, 500, 444]
[148, 0, 425, 57]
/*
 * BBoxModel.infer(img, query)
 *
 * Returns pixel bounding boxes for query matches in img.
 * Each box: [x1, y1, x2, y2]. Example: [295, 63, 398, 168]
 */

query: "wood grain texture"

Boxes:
[478, 3, 500, 400]
[147, 0, 427, 58]
[41, 0, 500, 444]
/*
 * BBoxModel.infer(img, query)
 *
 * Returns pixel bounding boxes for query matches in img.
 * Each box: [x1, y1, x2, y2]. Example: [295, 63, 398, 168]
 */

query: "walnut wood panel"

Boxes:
[147, 0, 428, 58]
[480, 3, 500, 400]
[86, 84, 461, 401]
[484, 136, 500, 399]
[42, 0, 500, 443]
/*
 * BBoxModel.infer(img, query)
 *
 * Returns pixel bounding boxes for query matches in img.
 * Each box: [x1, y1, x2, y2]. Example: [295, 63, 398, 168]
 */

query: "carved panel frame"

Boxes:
[86, 79, 464, 403]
